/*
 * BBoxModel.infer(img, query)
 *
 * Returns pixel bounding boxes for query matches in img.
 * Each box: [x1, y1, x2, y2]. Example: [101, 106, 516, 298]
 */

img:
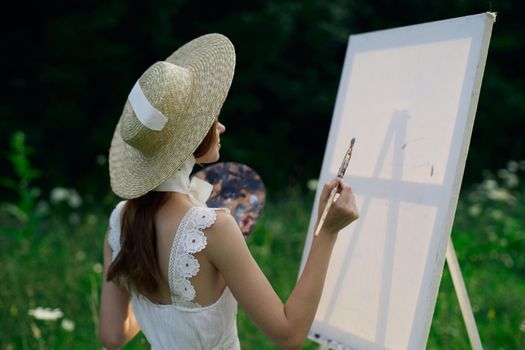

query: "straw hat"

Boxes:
[109, 34, 235, 199]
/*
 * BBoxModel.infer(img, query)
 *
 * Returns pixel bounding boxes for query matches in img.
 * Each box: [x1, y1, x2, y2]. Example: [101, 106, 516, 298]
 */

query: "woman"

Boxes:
[99, 33, 359, 350]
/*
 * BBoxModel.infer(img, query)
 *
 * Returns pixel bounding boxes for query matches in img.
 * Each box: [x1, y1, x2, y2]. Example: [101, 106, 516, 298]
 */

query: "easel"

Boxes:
[445, 239, 483, 349]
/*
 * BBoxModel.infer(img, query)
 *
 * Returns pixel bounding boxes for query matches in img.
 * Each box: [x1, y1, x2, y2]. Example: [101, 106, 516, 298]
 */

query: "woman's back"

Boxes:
[108, 200, 240, 349]
[154, 194, 227, 306]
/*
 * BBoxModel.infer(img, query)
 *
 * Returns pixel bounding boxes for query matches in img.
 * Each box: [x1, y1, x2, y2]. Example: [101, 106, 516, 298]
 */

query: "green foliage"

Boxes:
[2, 1, 524, 195]
[428, 160, 525, 348]
[1, 157, 524, 348]
[454, 161, 525, 275]
[0, 131, 45, 243]
[0, 204, 116, 349]
[0, 133, 525, 350]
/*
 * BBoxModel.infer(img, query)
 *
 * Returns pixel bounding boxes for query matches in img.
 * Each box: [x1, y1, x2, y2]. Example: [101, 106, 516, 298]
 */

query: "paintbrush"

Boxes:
[314, 138, 356, 236]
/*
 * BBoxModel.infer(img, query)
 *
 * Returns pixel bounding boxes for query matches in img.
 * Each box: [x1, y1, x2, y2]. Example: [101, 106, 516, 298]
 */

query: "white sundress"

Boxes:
[108, 201, 240, 350]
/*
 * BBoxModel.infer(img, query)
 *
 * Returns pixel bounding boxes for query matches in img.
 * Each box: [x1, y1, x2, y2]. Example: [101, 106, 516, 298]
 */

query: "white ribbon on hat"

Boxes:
[153, 156, 214, 207]
[128, 82, 168, 131]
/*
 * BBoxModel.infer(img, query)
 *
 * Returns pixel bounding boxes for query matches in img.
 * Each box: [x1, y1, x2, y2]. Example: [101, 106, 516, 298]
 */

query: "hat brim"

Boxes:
[109, 34, 235, 199]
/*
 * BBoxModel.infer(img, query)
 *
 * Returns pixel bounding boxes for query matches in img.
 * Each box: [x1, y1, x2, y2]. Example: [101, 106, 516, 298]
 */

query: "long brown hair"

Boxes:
[107, 122, 218, 297]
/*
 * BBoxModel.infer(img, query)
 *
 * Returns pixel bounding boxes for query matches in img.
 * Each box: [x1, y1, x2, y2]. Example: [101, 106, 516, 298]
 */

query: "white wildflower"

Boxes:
[520, 320, 525, 332]
[505, 173, 519, 188]
[307, 179, 318, 191]
[92, 263, 103, 274]
[507, 160, 519, 172]
[30, 323, 41, 339]
[496, 168, 520, 188]
[28, 307, 63, 321]
[50, 187, 83, 208]
[61, 318, 75, 332]
[468, 204, 481, 217]
[497, 168, 509, 180]
[50, 187, 70, 204]
[486, 187, 516, 204]
[489, 209, 504, 220]
[67, 189, 82, 208]
[481, 179, 498, 191]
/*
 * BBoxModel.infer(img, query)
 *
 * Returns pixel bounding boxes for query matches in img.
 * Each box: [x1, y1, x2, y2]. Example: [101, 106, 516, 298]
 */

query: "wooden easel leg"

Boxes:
[446, 239, 483, 350]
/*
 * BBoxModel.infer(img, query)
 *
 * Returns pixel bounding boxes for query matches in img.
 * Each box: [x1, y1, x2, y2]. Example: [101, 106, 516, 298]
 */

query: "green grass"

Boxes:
[2, 183, 524, 349]
[1, 134, 524, 349]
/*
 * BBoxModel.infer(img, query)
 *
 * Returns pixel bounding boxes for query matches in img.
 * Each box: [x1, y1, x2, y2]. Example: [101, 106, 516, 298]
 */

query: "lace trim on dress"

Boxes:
[108, 201, 126, 261]
[168, 207, 217, 308]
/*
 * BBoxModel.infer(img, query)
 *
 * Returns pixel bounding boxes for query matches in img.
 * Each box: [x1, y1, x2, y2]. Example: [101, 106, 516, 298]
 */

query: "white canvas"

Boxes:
[299, 13, 495, 350]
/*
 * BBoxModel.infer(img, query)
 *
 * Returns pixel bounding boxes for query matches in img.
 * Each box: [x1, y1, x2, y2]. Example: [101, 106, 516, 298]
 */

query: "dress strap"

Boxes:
[108, 201, 126, 262]
[168, 207, 218, 308]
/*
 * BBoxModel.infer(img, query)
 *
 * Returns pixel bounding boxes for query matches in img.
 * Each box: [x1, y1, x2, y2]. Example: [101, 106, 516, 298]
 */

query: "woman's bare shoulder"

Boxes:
[203, 210, 247, 260]
[206, 209, 242, 237]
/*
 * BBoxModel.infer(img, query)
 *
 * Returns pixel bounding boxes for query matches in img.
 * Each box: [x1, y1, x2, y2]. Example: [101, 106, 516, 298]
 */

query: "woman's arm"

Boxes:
[99, 231, 141, 349]
[206, 178, 358, 349]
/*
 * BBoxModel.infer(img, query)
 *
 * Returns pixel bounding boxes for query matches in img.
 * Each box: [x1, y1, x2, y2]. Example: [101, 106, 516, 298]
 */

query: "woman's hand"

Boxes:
[316, 178, 359, 235]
